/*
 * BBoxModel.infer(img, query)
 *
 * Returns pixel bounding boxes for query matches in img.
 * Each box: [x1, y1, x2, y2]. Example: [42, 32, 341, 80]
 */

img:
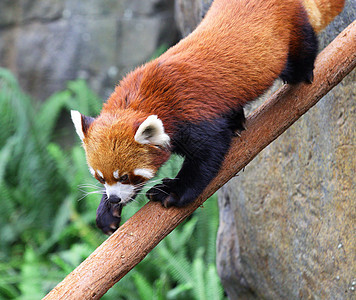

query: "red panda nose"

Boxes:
[108, 195, 121, 204]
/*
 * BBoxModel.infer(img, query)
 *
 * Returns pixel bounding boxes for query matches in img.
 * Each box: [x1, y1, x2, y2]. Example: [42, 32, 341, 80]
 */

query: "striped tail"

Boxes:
[302, 0, 345, 32]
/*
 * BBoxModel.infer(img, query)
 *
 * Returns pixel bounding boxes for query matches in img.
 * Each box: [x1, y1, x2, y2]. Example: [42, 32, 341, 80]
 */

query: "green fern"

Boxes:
[194, 194, 220, 264]
[132, 272, 155, 299]
[0, 68, 104, 299]
[206, 264, 224, 300]
[19, 248, 45, 299]
[192, 248, 206, 300]
[0, 68, 227, 300]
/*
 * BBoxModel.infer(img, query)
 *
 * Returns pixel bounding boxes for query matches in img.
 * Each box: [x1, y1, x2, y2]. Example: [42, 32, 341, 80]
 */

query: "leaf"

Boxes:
[192, 248, 206, 300]
[0, 68, 227, 300]
[206, 264, 224, 300]
[38, 196, 72, 254]
[195, 194, 220, 264]
[157, 246, 193, 288]
[0, 136, 17, 182]
[36, 90, 72, 142]
[166, 283, 192, 299]
[132, 272, 154, 300]
[18, 248, 45, 299]
[67, 80, 102, 115]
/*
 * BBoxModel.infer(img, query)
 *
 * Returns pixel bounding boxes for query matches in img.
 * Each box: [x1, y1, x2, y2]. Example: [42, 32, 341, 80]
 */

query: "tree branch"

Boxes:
[44, 21, 355, 299]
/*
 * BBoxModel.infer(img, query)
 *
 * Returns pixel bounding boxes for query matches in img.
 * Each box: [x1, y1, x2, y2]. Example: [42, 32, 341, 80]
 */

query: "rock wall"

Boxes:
[0, 0, 177, 101]
[3, 1, 353, 298]
[174, 0, 211, 37]
[216, 2, 355, 300]
[175, 1, 355, 299]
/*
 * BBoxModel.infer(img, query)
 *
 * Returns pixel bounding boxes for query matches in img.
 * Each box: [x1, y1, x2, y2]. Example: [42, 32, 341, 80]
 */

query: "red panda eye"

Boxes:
[119, 174, 128, 183]
[95, 174, 105, 184]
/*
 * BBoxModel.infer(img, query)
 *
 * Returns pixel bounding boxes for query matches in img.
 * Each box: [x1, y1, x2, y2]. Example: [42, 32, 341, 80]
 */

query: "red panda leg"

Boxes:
[147, 109, 245, 207]
[96, 194, 123, 235]
[280, 21, 318, 84]
[147, 152, 229, 207]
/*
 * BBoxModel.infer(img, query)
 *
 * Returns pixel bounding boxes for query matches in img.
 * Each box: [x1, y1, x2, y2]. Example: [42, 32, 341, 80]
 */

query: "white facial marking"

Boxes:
[134, 168, 155, 179]
[70, 110, 85, 141]
[113, 170, 120, 179]
[104, 182, 135, 204]
[89, 166, 95, 176]
[97, 170, 104, 178]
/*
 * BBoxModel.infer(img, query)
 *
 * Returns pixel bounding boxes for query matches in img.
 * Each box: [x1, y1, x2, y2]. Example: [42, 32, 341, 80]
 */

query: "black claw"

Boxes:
[162, 193, 180, 208]
[305, 71, 314, 84]
[146, 183, 168, 202]
[146, 180, 182, 208]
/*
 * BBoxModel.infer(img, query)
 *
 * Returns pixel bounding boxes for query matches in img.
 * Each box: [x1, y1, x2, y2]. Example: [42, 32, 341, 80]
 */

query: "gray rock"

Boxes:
[172, 0, 356, 298]
[20, 0, 64, 22]
[175, 0, 202, 37]
[0, 0, 19, 27]
[0, 0, 177, 101]
[121, 0, 173, 16]
[174, 0, 212, 37]
[119, 13, 174, 67]
[63, 0, 122, 17]
[216, 2, 356, 299]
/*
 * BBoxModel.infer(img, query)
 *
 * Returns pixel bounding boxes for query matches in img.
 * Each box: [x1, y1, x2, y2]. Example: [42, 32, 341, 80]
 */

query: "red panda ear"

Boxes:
[70, 110, 95, 141]
[134, 115, 170, 147]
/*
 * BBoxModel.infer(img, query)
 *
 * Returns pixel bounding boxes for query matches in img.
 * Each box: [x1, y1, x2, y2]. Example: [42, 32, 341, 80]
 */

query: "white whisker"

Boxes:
[150, 187, 170, 196]
[77, 183, 106, 202]
[78, 184, 102, 189]
[134, 178, 170, 189]
[127, 196, 146, 206]
[136, 193, 149, 199]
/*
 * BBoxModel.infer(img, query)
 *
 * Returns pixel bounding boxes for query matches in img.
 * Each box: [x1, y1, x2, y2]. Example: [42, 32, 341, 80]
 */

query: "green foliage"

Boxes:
[0, 68, 226, 299]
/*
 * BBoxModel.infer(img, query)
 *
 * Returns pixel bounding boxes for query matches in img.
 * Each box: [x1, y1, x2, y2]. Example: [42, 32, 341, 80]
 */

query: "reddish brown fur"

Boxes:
[105, 0, 310, 123]
[84, 110, 169, 185]
[84, 0, 344, 184]
[302, 0, 345, 32]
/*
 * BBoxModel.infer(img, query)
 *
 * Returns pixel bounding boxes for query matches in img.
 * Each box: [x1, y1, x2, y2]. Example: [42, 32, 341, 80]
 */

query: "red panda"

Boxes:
[71, 0, 344, 234]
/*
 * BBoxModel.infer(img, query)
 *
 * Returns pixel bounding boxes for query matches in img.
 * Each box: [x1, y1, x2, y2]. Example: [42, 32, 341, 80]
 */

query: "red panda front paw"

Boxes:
[161, 193, 180, 208]
[96, 195, 123, 235]
[146, 182, 170, 202]
[146, 178, 180, 208]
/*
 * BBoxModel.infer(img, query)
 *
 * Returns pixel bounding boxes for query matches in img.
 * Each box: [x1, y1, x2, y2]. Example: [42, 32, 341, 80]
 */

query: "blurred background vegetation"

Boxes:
[0, 67, 225, 299]
[1, 0, 353, 299]
[0, 1, 227, 299]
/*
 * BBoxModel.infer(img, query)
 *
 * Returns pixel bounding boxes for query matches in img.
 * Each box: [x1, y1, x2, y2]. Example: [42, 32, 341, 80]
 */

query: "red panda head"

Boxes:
[71, 109, 171, 205]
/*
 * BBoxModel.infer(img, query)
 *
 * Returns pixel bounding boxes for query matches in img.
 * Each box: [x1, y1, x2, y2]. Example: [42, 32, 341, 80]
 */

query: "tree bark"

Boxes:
[44, 21, 355, 300]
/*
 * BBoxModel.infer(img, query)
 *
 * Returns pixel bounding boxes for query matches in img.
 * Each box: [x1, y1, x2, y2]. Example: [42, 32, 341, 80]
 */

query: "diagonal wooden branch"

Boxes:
[44, 21, 355, 300]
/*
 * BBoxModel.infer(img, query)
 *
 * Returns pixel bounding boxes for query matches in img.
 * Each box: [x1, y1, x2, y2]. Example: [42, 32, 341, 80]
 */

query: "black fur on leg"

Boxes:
[280, 22, 318, 84]
[147, 108, 245, 207]
[96, 194, 123, 235]
[227, 106, 246, 132]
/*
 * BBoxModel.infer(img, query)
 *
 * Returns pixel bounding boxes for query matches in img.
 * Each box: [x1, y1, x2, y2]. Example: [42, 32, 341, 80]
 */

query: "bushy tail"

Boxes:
[302, 0, 345, 32]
